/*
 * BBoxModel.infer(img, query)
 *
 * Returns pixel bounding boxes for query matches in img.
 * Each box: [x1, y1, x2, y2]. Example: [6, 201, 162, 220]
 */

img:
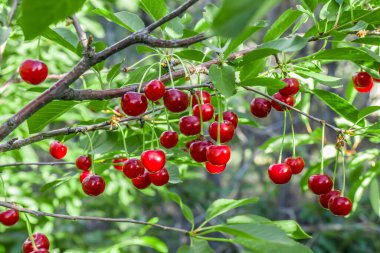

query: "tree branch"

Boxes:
[0, 162, 75, 168]
[70, 15, 88, 51]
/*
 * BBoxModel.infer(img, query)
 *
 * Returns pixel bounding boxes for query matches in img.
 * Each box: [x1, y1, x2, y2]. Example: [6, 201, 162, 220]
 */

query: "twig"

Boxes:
[0, 162, 75, 168]
[71, 15, 88, 51]
[7, 0, 19, 26]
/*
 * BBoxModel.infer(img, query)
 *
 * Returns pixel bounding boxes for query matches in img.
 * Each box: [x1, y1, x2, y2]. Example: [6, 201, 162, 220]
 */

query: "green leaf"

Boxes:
[238, 59, 266, 81]
[176, 49, 211, 62]
[177, 238, 215, 253]
[139, 0, 168, 21]
[239, 77, 286, 89]
[272, 220, 311, 240]
[370, 178, 380, 217]
[165, 191, 194, 226]
[93, 9, 144, 32]
[352, 37, 380, 46]
[357, 106, 380, 122]
[164, 18, 184, 39]
[300, 0, 318, 11]
[312, 47, 380, 62]
[264, 9, 302, 42]
[0, 27, 11, 45]
[107, 61, 124, 83]
[295, 70, 342, 88]
[42, 28, 79, 54]
[125, 65, 158, 85]
[19, 0, 86, 40]
[40, 173, 75, 192]
[208, 65, 236, 97]
[205, 198, 258, 223]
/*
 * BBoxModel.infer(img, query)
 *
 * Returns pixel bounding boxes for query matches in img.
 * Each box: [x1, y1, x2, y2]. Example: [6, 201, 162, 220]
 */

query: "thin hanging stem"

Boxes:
[320, 122, 326, 174]
[278, 111, 287, 163]
[85, 132, 95, 174]
[194, 90, 204, 135]
[36, 37, 41, 60]
[165, 57, 175, 89]
[332, 151, 339, 189]
[0, 175, 7, 201]
[142, 123, 146, 152]
[116, 123, 129, 158]
[341, 150, 346, 195]
[287, 109, 296, 158]
[217, 94, 222, 145]
[137, 63, 159, 93]
[24, 213, 37, 250]
[164, 108, 171, 131]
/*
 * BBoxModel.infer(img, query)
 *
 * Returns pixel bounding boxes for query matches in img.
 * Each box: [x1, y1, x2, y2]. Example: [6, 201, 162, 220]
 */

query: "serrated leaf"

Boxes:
[264, 9, 302, 42]
[139, 0, 168, 21]
[295, 70, 342, 87]
[42, 28, 79, 53]
[93, 9, 144, 32]
[205, 198, 258, 223]
[209, 65, 236, 97]
[239, 78, 286, 89]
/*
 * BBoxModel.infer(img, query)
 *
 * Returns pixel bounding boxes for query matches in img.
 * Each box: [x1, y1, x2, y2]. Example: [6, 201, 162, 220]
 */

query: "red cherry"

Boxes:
[160, 131, 179, 149]
[191, 90, 211, 106]
[328, 196, 352, 216]
[192, 103, 214, 121]
[113, 157, 127, 171]
[179, 116, 201, 136]
[205, 162, 226, 174]
[352, 72, 374, 93]
[49, 141, 67, 159]
[268, 163, 292, 184]
[82, 175, 106, 196]
[23, 233, 50, 253]
[206, 145, 231, 165]
[308, 174, 333, 195]
[121, 92, 148, 116]
[30, 250, 50, 253]
[208, 121, 234, 143]
[132, 171, 151, 189]
[79, 171, 92, 183]
[250, 98, 272, 118]
[215, 111, 238, 128]
[189, 140, 214, 162]
[144, 79, 166, 101]
[271, 92, 294, 111]
[279, 78, 300, 96]
[184, 138, 198, 151]
[75, 155, 92, 171]
[163, 89, 189, 113]
[149, 168, 170, 186]
[19, 59, 48, 85]
[123, 158, 145, 179]
[141, 150, 166, 173]
[114, 106, 121, 114]
[284, 156, 305, 174]
[0, 209, 19, 226]
[319, 190, 341, 209]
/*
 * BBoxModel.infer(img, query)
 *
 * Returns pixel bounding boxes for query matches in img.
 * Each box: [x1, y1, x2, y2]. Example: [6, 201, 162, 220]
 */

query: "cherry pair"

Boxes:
[268, 156, 305, 184]
[23, 233, 50, 253]
[0, 208, 19, 226]
[192, 91, 214, 122]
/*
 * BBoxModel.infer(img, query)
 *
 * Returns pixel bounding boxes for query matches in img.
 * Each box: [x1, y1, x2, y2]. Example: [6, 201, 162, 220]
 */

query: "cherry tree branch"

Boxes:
[0, 162, 75, 168]
[70, 15, 88, 50]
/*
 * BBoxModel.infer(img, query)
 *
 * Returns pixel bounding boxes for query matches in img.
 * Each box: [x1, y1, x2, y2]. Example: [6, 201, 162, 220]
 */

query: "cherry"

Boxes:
[184, 138, 198, 151]
[250, 98, 272, 118]
[114, 106, 121, 114]
[121, 92, 148, 116]
[75, 155, 92, 171]
[268, 163, 292, 184]
[49, 141, 67, 159]
[150, 168, 170, 186]
[284, 156, 305, 174]
[144, 79, 166, 101]
[328, 196, 352, 216]
[79, 171, 91, 183]
[319, 190, 340, 209]
[279, 78, 300, 96]
[123, 158, 145, 179]
[82, 175, 106, 196]
[141, 150, 166, 173]
[192, 103, 214, 121]
[215, 111, 238, 129]
[208, 121, 234, 143]
[179, 116, 201, 136]
[163, 89, 189, 113]
[23, 233, 50, 253]
[205, 162, 226, 174]
[30, 250, 50, 253]
[0, 209, 19, 226]
[271, 92, 294, 111]
[206, 145, 231, 165]
[308, 174, 333, 195]
[19, 59, 48, 85]
[160, 131, 179, 149]
[113, 157, 127, 171]
[189, 140, 213, 162]
[132, 171, 151, 189]
[352, 72, 374, 93]
[191, 90, 211, 106]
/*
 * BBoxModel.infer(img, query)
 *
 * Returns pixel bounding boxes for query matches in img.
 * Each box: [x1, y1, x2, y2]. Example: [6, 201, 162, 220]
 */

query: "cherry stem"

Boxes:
[287, 109, 296, 158]
[150, 103, 158, 149]
[164, 108, 171, 131]
[194, 90, 204, 135]
[165, 57, 175, 89]
[332, 150, 339, 189]
[278, 110, 287, 163]
[0, 175, 7, 201]
[36, 36, 41, 60]
[137, 63, 159, 93]
[341, 150, 346, 195]
[85, 132, 95, 174]
[24, 213, 37, 250]
[142, 123, 146, 152]
[116, 123, 129, 159]
[320, 122, 326, 174]
[171, 54, 191, 82]
[217, 94, 222, 145]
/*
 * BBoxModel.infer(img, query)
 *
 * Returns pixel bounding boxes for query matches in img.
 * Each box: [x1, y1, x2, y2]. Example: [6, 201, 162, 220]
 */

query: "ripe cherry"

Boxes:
[279, 78, 300, 96]
[82, 175, 106, 196]
[149, 168, 170, 186]
[191, 90, 211, 106]
[284, 156, 305, 174]
[328, 196, 352, 216]
[205, 162, 226, 174]
[250, 98, 272, 118]
[271, 92, 294, 111]
[352, 72, 374, 93]
[215, 111, 238, 129]
[121, 92, 148, 116]
[308, 174, 333, 195]
[113, 157, 127, 171]
[75, 155, 92, 171]
[144, 79, 166, 101]
[23, 233, 50, 253]
[209, 121, 235, 143]
[30, 250, 50, 253]
[0, 209, 19, 226]
[79, 171, 91, 183]
[49, 141, 67, 159]
[206, 145, 231, 165]
[123, 158, 145, 179]
[163, 89, 189, 113]
[268, 163, 292, 184]
[189, 140, 213, 162]
[184, 138, 198, 151]
[319, 190, 340, 209]
[192, 103, 214, 121]
[160, 131, 179, 149]
[179, 116, 201, 136]
[19, 59, 48, 85]
[141, 150, 166, 173]
[132, 171, 151, 189]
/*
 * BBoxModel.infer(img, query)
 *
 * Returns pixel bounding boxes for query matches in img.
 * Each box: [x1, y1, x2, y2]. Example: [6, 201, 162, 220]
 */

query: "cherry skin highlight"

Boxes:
[19, 59, 48, 85]
[23, 233, 50, 253]
[268, 163, 292, 184]
[279, 78, 300, 96]
[205, 162, 226, 174]
[284, 156, 305, 174]
[189, 140, 214, 162]
[206, 145, 231, 165]
[308, 174, 333, 195]
[250, 98, 272, 118]
[76, 155, 92, 171]
[163, 89, 189, 113]
[141, 150, 166, 173]
[319, 190, 340, 209]
[132, 171, 151, 189]
[191, 90, 211, 106]
[160, 131, 179, 149]
[215, 111, 238, 128]
[123, 158, 145, 179]
[271, 92, 294, 111]
[328, 196, 352, 216]
[192, 103, 214, 121]
[113, 157, 127, 171]
[149, 168, 170, 186]
[121, 92, 148, 116]
[352, 72, 374, 93]
[0, 209, 19, 226]
[208, 121, 235, 143]
[82, 175, 106, 196]
[49, 141, 67, 159]
[144, 79, 165, 101]
[179, 116, 201, 136]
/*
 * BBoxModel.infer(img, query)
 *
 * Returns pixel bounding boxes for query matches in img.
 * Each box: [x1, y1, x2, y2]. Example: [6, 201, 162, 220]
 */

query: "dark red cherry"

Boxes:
[184, 138, 198, 151]
[121, 92, 148, 116]
[144, 79, 166, 101]
[75, 155, 92, 171]
[79, 171, 91, 183]
[123, 158, 145, 179]
[319, 190, 341, 209]
[268, 163, 292, 184]
[284, 156, 305, 174]
[250, 98, 272, 118]
[215, 111, 238, 128]
[82, 175, 106, 196]
[49, 141, 67, 159]
[132, 171, 151, 189]
[179, 116, 201, 136]
[208, 121, 234, 143]
[149, 168, 170, 186]
[352, 72, 374, 93]
[191, 90, 211, 106]
[308, 174, 333, 195]
[160, 131, 179, 149]
[279, 78, 300, 96]
[205, 162, 226, 174]
[189, 140, 214, 162]
[30, 250, 50, 253]
[141, 150, 166, 173]
[113, 157, 128, 171]
[271, 92, 294, 111]
[23, 233, 50, 253]
[19, 59, 48, 85]
[0, 209, 19, 226]
[328, 196, 352, 216]
[163, 89, 189, 113]
[206, 145, 231, 165]
[192, 103, 214, 121]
